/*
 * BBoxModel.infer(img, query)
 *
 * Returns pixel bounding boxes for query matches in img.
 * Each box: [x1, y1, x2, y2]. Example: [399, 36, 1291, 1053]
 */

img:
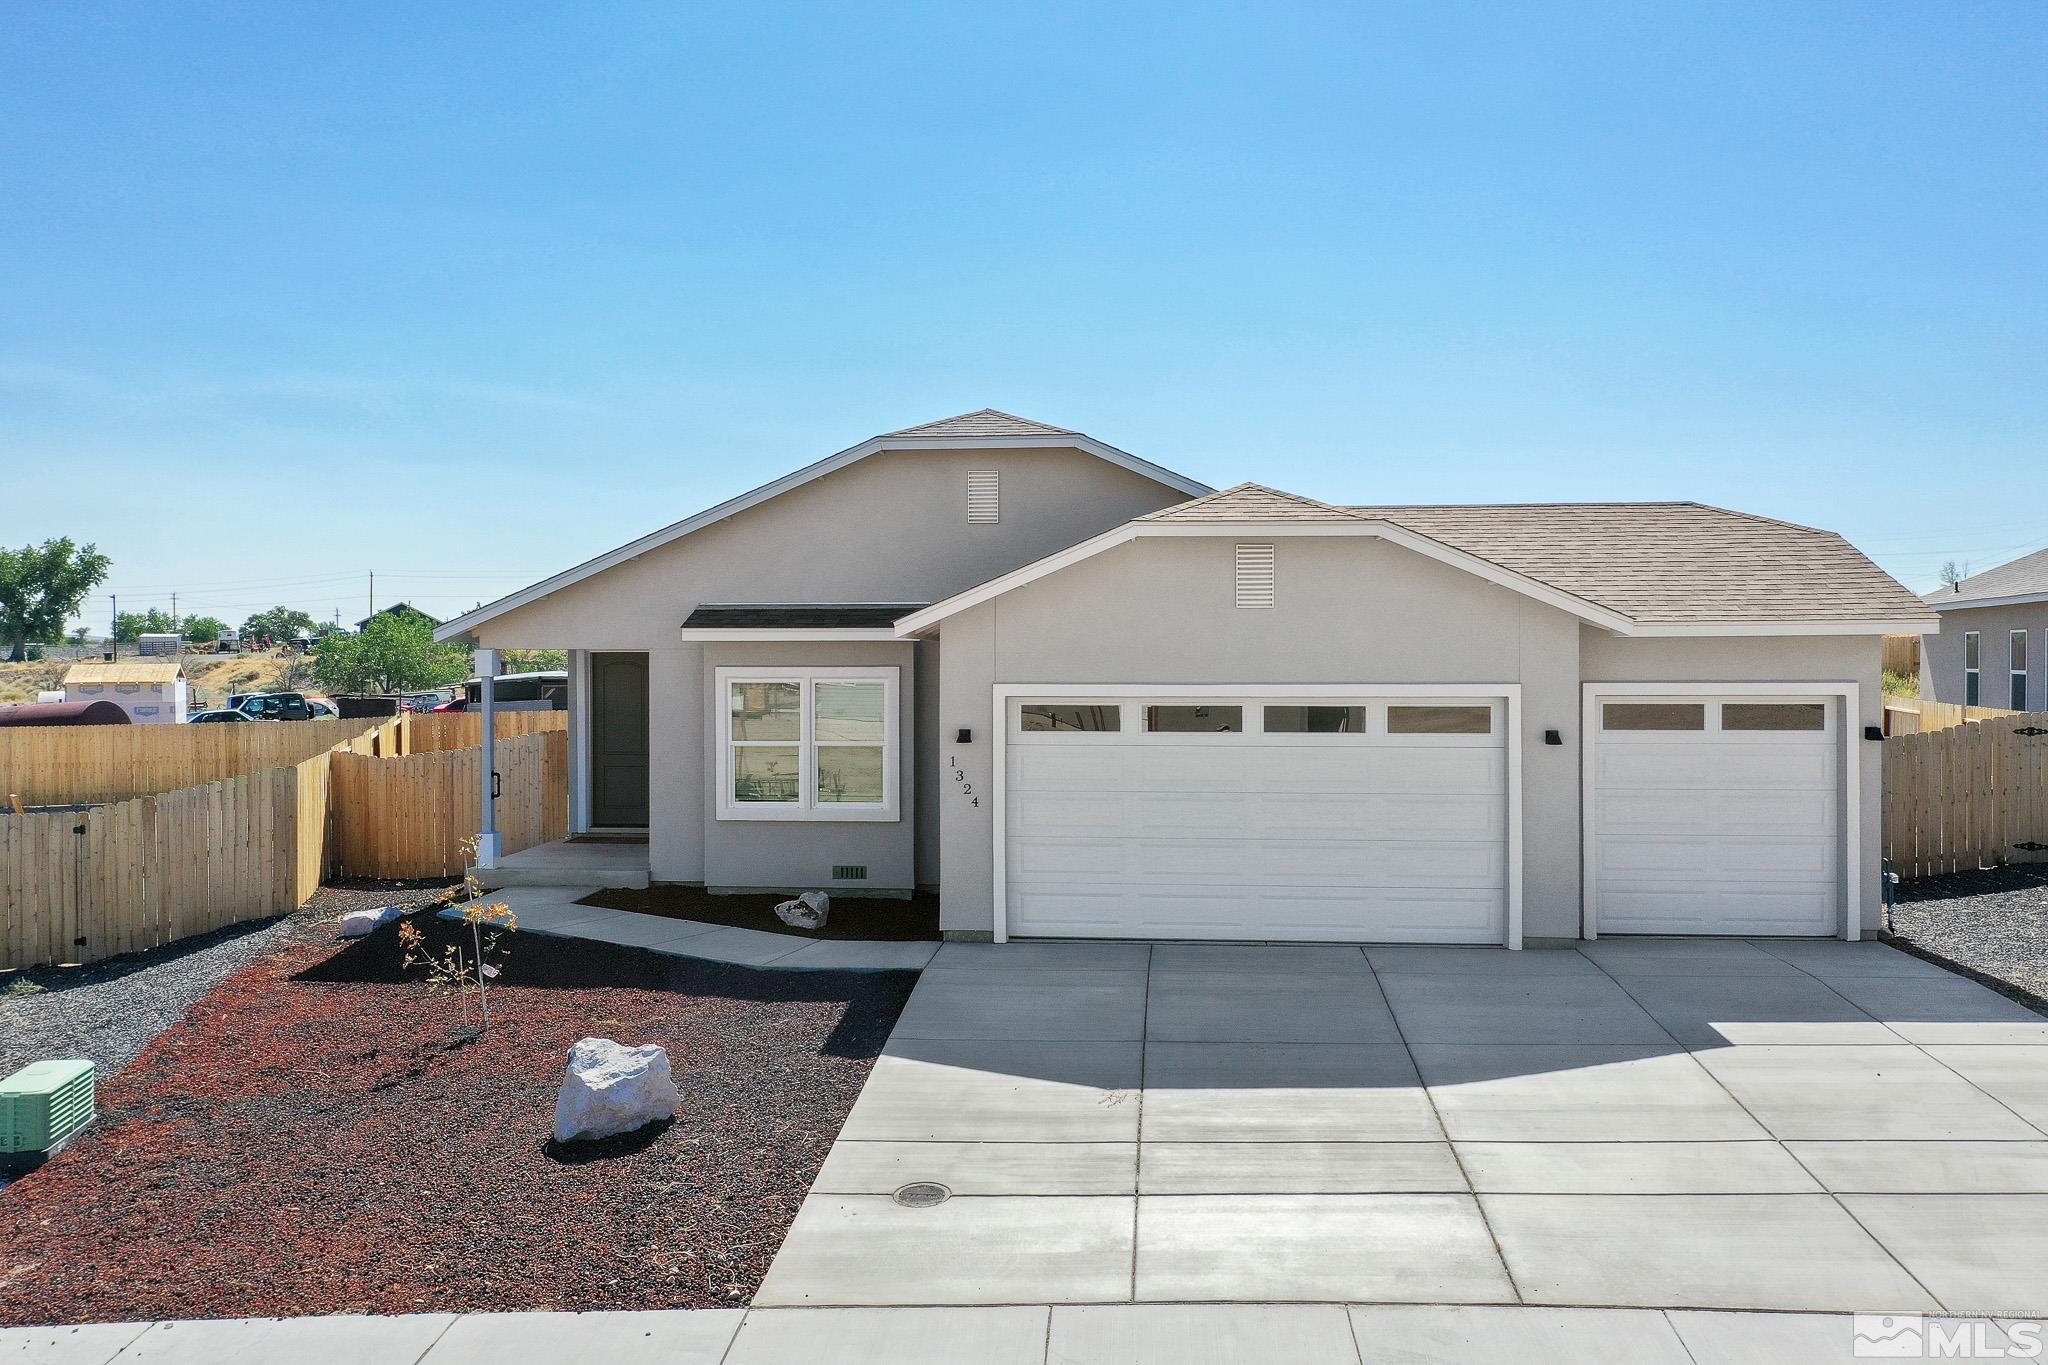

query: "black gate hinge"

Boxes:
[2017, 726, 2048, 737]
[2017, 842, 2048, 852]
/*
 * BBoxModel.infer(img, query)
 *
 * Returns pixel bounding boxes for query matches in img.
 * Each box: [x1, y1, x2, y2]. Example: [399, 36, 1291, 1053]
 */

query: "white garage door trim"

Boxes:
[1579, 680, 1862, 942]
[990, 683, 1523, 948]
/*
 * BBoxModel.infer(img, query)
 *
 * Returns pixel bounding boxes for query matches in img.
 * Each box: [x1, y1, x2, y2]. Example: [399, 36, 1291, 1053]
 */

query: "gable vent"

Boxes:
[966, 471, 999, 523]
[1235, 543, 1276, 609]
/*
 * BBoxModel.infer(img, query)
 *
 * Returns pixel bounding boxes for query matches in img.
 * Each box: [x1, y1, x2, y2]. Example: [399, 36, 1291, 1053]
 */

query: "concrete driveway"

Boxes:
[757, 938, 2048, 1316]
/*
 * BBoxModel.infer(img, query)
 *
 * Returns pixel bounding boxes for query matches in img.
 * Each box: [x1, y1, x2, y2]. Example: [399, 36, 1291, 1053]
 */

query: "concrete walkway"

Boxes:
[760, 938, 2048, 1316]
[8, 1303, 2042, 1363]
[438, 886, 939, 971]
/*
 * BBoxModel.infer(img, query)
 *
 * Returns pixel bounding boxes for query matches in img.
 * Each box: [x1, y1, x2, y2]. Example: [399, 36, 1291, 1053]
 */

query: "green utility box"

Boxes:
[0, 1060, 96, 1159]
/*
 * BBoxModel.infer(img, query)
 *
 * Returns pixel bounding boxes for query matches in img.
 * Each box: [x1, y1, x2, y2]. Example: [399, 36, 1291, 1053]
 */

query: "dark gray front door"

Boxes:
[590, 652, 649, 827]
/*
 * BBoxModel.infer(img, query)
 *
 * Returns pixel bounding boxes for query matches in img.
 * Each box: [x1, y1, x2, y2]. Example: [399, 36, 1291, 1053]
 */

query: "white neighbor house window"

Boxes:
[2013, 630, 2030, 711]
[716, 666, 899, 821]
[1964, 631, 1981, 707]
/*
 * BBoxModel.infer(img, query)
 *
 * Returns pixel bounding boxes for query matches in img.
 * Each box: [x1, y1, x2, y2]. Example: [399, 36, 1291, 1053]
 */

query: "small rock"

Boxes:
[554, 1037, 681, 1144]
[774, 890, 830, 931]
[338, 905, 404, 938]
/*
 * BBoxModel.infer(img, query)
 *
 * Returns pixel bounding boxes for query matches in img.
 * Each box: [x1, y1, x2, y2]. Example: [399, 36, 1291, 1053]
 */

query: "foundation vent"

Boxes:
[833, 864, 868, 881]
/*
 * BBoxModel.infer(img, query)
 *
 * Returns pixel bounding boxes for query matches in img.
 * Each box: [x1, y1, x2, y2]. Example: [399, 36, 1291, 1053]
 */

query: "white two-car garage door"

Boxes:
[1002, 694, 1509, 943]
[1589, 694, 1842, 937]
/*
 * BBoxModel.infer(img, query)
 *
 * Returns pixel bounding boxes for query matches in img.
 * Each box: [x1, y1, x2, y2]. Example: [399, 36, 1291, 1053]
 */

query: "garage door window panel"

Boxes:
[1144, 704, 1243, 734]
[1263, 704, 1369, 734]
[1603, 702, 1706, 731]
[1722, 702, 1828, 732]
[1387, 705, 1493, 736]
[1019, 703, 1121, 733]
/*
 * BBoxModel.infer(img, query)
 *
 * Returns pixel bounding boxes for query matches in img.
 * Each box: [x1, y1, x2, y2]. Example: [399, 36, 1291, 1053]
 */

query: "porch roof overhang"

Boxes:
[677, 602, 929, 642]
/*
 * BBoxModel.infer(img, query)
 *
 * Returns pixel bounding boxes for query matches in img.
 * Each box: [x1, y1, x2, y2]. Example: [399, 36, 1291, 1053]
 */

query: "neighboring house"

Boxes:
[62, 658, 188, 724]
[1919, 548, 2048, 711]
[437, 409, 1934, 946]
[354, 602, 442, 632]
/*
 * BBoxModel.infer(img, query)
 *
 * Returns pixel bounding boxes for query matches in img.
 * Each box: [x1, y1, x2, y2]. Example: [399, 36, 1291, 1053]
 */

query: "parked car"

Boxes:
[187, 709, 257, 723]
[227, 691, 313, 721]
[437, 671, 568, 711]
[307, 699, 338, 719]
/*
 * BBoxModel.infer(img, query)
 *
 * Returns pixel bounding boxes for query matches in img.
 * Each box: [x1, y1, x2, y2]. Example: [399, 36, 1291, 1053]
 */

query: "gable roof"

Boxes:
[1924, 546, 2048, 610]
[65, 659, 184, 686]
[681, 603, 927, 630]
[435, 413, 1210, 642]
[883, 409, 1078, 439]
[897, 484, 1935, 637]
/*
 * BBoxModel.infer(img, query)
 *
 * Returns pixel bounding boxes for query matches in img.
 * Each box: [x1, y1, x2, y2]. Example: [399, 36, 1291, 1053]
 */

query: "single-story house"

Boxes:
[437, 409, 1935, 946]
[1919, 548, 2047, 711]
[62, 658, 188, 724]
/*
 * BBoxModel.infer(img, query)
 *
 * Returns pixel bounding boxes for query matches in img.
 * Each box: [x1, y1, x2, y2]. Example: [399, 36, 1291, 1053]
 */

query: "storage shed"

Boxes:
[62, 659, 188, 724]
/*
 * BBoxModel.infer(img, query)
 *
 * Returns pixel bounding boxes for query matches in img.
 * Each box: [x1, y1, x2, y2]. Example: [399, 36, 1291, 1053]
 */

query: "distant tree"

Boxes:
[113, 608, 179, 642]
[1939, 560, 1968, 588]
[0, 538, 111, 662]
[503, 649, 567, 674]
[240, 605, 320, 641]
[313, 610, 469, 694]
[180, 615, 229, 643]
[68, 625, 90, 646]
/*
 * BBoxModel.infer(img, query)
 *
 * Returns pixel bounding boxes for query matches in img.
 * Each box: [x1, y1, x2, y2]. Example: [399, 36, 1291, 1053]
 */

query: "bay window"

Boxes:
[717, 667, 899, 820]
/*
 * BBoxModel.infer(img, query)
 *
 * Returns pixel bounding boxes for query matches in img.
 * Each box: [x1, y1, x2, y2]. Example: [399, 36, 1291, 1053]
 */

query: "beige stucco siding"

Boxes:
[1579, 628, 1885, 932]
[935, 536, 1587, 939]
[470, 446, 1189, 886]
[1920, 603, 2047, 710]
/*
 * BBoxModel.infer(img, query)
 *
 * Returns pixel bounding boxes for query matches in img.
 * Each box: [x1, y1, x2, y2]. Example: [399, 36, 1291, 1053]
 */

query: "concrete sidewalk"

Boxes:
[438, 886, 939, 972]
[8, 1303, 2040, 1363]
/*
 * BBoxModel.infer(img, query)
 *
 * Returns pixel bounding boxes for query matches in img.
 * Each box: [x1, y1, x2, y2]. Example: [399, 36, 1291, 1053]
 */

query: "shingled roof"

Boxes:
[882, 409, 1079, 439]
[1924, 546, 2048, 608]
[1136, 483, 1930, 627]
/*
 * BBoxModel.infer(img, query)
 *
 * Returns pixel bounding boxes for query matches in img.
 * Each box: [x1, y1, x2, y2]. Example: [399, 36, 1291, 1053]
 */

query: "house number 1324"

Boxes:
[949, 756, 979, 806]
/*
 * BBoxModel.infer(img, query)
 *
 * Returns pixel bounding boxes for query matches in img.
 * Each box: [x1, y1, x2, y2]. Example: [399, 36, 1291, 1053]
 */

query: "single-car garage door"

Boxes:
[1002, 694, 1509, 943]
[1589, 694, 1841, 936]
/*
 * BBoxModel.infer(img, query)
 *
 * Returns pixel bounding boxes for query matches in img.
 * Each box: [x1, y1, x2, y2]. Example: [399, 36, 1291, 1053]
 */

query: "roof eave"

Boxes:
[1925, 591, 2048, 613]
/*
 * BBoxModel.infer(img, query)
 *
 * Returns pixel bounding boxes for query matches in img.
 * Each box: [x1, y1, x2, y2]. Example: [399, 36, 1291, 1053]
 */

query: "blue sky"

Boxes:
[4, 2, 2043, 631]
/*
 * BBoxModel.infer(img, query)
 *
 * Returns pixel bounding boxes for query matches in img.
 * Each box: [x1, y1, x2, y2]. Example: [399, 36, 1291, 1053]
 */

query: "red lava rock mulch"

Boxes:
[0, 911, 915, 1325]
[579, 884, 940, 941]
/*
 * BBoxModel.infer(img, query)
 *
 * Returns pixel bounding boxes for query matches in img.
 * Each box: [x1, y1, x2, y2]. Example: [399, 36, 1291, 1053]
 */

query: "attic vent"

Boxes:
[966, 471, 999, 523]
[1235, 544, 1276, 609]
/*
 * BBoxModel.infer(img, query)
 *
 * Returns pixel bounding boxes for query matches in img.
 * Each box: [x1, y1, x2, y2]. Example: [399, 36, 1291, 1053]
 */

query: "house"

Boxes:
[62, 658, 188, 724]
[1919, 547, 2048, 711]
[436, 409, 1935, 946]
[354, 602, 441, 632]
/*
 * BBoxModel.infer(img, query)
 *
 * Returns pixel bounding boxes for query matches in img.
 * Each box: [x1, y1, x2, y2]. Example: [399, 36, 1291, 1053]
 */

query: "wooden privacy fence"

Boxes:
[330, 730, 569, 879]
[0, 717, 383, 807]
[1883, 713, 2048, 880]
[1, 754, 330, 970]
[1882, 697, 2022, 737]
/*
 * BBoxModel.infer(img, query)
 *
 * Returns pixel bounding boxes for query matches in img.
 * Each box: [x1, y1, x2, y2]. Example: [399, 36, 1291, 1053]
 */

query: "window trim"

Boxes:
[715, 666, 900, 822]
[2012, 629, 2029, 712]
[1964, 630, 1981, 707]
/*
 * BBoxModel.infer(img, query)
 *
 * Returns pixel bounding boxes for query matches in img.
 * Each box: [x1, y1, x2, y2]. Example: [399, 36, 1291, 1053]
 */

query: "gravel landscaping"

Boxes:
[0, 908, 915, 1325]
[579, 884, 940, 941]
[1887, 865, 2048, 1013]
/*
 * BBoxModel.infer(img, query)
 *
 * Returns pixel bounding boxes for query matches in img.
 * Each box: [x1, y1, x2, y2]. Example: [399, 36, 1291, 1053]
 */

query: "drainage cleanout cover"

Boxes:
[892, 1181, 951, 1208]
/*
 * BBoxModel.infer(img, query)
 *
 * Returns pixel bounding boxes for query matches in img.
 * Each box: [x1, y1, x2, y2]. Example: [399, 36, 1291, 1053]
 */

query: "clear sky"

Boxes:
[4, 2, 2043, 632]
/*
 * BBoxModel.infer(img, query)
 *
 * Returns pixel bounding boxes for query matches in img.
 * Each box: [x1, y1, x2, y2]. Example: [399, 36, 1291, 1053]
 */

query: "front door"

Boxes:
[590, 652, 649, 827]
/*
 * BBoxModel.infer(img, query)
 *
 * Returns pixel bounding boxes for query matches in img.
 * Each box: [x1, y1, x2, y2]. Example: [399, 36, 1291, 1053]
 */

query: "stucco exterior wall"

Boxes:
[470, 445, 1189, 884]
[1920, 604, 2046, 710]
[1579, 628, 1886, 932]
[933, 535, 1587, 939]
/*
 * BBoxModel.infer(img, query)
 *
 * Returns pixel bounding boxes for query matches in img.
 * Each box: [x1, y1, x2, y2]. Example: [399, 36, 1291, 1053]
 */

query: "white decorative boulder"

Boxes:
[553, 1037, 681, 1145]
[338, 904, 404, 938]
[774, 890, 830, 931]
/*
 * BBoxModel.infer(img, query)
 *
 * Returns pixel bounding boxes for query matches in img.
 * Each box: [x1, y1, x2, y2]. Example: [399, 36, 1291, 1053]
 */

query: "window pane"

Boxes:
[816, 680, 886, 741]
[1388, 705, 1492, 735]
[1965, 633, 1980, 668]
[817, 746, 885, 803]
[2013, 674, 2028, 711]
[1723, 702, 1826, 732]
[1603, 702, 1705, 731]
[731, 682, 801, 741]
[1264, 705, 1367, 734]
[1145, 704, 1243, 733]
[2013, 631, 2029, 672]
[733, 746, 800, 802]
[1020, 703, 1120, 732]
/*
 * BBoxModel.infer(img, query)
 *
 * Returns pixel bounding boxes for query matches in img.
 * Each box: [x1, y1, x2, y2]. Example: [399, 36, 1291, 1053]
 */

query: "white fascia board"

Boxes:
[435, 433, 1211, 643]
[676, 628, 903, 641]
[1624, 618, 1940, 637]
[1925, 592, 2048, 614]
[897, 520, 1640, 635]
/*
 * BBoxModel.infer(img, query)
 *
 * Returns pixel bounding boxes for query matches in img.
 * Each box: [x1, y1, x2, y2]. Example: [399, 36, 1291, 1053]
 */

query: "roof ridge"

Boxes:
[1143, 482, 1369, 521]
[882, 408, 1079, 438]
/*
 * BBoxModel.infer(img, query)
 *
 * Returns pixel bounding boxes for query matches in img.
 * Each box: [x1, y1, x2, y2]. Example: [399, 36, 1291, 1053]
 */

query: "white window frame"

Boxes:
[1579, 682, 1861, 943]
[2011, 629, 2029, 712]
[994, 684, 1522, 947]
[715, 665, 900, 822]
[1964, 631, 1981, 707]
